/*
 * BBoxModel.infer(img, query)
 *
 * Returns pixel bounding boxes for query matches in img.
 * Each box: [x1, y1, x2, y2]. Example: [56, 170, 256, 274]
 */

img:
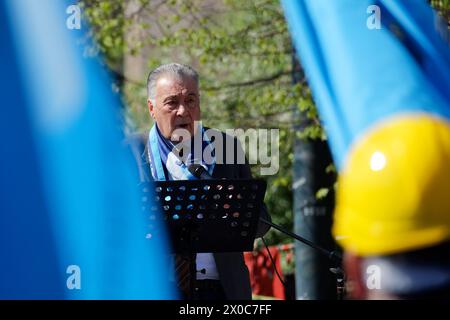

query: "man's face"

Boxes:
[148, 75, 200, 142]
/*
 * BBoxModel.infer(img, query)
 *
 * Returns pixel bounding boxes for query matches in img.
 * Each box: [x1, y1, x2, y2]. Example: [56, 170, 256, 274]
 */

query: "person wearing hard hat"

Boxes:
[281, 0, 450, 299]
[334, 115, 450, 299]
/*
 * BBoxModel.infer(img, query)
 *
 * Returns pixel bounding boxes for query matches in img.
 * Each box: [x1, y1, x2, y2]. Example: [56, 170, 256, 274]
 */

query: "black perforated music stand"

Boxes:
[150, 179, 266, 254]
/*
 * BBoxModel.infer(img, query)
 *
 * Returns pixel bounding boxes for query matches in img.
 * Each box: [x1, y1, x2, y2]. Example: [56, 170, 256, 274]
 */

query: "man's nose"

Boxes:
[176, 103, 188, 116]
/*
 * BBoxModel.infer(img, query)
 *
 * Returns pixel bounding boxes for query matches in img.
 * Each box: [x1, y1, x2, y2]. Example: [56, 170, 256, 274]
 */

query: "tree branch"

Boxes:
[205, 70, 292, 90]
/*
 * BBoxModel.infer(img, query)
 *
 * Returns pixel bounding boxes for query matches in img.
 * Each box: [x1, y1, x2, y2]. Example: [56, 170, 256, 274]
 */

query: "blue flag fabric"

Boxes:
[0, 0, 174, 299]
[281, 0, 450, 169]
[282, 0, 450, 256]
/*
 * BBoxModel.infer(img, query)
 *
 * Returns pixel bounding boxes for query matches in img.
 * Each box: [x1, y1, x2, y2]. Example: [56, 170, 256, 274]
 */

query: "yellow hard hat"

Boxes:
[333, 114, 450, 256]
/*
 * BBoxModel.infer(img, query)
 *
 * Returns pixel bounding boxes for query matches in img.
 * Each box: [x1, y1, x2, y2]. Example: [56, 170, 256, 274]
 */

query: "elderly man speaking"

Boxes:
[144, 63, 271, 300]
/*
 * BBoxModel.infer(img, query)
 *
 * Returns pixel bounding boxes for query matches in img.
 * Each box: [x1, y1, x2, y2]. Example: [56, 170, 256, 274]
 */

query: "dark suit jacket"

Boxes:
[128, 129, 271, 300]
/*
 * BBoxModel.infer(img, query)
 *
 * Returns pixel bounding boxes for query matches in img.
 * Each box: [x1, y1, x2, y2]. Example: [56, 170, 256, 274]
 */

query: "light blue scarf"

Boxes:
[147, 124, 215, 181]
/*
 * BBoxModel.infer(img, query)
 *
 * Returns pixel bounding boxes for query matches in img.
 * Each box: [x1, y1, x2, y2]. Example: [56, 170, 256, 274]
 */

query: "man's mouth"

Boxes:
[176, 123, 190, 129]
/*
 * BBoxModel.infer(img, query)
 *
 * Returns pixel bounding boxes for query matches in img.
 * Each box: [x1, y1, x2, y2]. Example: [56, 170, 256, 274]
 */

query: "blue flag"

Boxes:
[281, 0, 450, 168]
[0, 0, 175, 299]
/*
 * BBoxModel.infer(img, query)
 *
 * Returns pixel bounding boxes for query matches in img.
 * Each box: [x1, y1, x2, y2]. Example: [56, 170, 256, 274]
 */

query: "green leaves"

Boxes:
[316, 188, 329, 200]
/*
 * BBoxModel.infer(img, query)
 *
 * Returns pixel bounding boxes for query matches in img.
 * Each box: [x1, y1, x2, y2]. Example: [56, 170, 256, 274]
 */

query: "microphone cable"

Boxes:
[261, 236, 286, 288]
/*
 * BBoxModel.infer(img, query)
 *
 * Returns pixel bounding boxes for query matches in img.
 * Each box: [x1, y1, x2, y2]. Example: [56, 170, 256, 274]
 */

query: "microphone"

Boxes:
[187, 164, 213, 180]
[197, 268, 206, 274]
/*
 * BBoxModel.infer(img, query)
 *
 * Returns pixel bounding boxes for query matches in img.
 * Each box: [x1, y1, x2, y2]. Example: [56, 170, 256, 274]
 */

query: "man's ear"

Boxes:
[147, 99, 155, 119]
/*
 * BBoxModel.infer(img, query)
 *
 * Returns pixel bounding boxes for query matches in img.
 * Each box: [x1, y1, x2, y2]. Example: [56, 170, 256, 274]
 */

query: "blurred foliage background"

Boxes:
[79, 0, 450, 248]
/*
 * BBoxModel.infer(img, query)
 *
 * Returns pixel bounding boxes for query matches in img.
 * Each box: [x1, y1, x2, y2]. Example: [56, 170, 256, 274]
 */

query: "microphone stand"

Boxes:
[186, 164, 345, 299]
[259, 217, 345, 300]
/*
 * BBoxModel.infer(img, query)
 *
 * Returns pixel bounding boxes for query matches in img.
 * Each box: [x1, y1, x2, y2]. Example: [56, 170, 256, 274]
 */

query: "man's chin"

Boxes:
[170, 126, 194, 143]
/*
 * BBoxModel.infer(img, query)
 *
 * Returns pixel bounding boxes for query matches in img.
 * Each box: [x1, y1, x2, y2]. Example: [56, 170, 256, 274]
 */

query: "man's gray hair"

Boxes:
[147, 63, 199, 103]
